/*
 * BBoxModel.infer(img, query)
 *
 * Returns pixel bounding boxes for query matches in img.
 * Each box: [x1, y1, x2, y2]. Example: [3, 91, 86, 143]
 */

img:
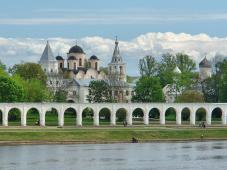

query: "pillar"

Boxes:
[206, 111, 211, 125]
[176, 110, 181, 125]
[40, 112, 45, 127]
[21, 110, 26, 126]
[2, 111, 8, 126]
[190, 111, 195, 125]
[160, 112, 165, 125]
[93, 110, 99, 126]
[126, 110, 132, 126]
[77, 111, 82, 126]
[58, 112, 64, 127]
[143, 110, 149, 125]
[222, 111, 227, 125]
[110, 111, 116, 126]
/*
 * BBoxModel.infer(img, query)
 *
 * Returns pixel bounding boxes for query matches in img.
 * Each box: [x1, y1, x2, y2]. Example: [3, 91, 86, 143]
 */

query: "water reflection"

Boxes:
[0, 141, 227, 170]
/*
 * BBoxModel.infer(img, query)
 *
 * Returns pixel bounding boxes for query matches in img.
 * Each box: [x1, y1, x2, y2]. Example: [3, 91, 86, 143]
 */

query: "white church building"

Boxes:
[39, 39, 135, 103]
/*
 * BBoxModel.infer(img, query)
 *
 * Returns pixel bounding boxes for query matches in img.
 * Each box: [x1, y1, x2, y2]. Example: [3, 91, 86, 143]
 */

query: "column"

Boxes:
[206, 111, 211, 125]
[77, 111, 82, 126]
[40, 112, 45, 127]
[110, 111, 116, 126]
[222, 111, 227, 125]
[190, 111, 195, 125]
[58, 112, 64, 127]
[93, 110, 99, 126]
[126, 110, 132, 126]
[2, 111, 8, 126]
[160, 112, 165, 125]
[176, 110, 181, 125]
[143, 110, 149, 125]
[21, 110, 26, 126]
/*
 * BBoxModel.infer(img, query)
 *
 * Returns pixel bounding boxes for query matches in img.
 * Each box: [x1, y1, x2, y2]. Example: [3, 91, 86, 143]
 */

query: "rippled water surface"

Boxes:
[0, 141, 227, 170]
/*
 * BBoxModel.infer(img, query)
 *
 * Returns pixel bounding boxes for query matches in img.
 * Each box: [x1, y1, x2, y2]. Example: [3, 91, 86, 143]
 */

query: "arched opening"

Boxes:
[0, 110, 2, 125]
[149, 108, 160, 125]
[165, 107, 176, 125]
[116, 108, 127, 125]
[79, 58, 82, 66]
[211, 107, 222, 125]
[95, 62, 98, 70]
[45, 108, 58, 126]
[27, 108, 40, 126]
[99, 108, 111, 125]
[64, 108, 77, 126]
[82, 107, 94, 126]
[132, 108, 144, 125]
[181, 107, 190, 124]
[8, 108, 21, 126]
[67, 100, 75, 103]
[196, 107, 207, 124]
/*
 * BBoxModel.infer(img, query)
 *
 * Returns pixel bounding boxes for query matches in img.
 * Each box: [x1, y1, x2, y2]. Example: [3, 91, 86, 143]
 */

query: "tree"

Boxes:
[9, 63, 47, 84]
[0, 76, 24, 102]
[176, 53, 196, 73]
[132, 76, 164, 102]
[0, 60, 6, 71]
[176, 90, 204, 103]
[139, 55, 158, 77]
[53, 90, 67, 102]
[87, 80, 113, 103]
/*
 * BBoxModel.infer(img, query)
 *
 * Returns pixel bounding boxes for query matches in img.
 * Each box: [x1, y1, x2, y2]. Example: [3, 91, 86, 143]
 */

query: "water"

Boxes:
[0, 141, 227, 170]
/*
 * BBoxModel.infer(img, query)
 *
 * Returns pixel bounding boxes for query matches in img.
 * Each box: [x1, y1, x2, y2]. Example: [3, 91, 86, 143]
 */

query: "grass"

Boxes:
[0, 126, 227, 143]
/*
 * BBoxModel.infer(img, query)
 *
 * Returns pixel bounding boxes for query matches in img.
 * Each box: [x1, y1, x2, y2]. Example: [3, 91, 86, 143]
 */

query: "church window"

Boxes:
[60, 63, 63, 68]
[74, 62, 76, 69]
[79, 58, 82, 66]
[51, 69, 53, 73]
[68, 63, 69, 69]
[50, 81, 52, 85]
[126, 90, 129, 96]
[56, 81, 59, 85]
[95, 62, 98, 70]
[120, 66, 123, 74]
[73, 91, 76, 95]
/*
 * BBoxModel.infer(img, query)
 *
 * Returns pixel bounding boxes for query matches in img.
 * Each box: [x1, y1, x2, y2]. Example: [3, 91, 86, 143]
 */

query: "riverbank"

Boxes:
[0, 126, 227, 145]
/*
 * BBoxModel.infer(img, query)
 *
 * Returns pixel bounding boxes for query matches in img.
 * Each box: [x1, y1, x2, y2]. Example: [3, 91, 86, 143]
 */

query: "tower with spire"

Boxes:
[39, 41, 59, 74]
[108, 37, 126, 82]
[199, 56, 212, 81]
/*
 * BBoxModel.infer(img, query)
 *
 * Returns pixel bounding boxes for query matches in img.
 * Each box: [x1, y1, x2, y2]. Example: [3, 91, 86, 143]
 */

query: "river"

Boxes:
[0, 141, 226, 170]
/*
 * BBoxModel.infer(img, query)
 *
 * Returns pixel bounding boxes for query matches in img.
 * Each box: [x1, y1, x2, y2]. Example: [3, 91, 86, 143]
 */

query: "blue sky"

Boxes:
[1, 0, 227, 39]
[1, 0, 227, 76]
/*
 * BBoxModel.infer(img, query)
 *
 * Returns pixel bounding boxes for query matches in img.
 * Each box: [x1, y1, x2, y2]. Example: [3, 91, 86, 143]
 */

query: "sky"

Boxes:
[1, 0, 227, 75]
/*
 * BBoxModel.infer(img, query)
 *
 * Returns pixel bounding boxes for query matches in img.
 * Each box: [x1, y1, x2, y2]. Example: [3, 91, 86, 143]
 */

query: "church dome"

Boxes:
[69, 45, 84, 54]
[68, 56, 77, 60]
[199, 57, 211, 68]
[56, 55, 64, 60]
[90, 55, 99, 60]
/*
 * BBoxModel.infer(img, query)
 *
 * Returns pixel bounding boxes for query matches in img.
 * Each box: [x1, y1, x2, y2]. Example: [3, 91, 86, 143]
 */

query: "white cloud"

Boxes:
[1, 32, 227, 76]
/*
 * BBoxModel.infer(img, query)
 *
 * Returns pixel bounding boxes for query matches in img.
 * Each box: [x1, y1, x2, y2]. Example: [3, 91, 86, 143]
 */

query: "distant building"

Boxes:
[39, 39, 134, 103]
[199, 57, 212, 81]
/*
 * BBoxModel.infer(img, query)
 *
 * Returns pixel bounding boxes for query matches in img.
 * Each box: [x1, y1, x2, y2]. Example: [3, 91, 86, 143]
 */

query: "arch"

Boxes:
[181, 107, 191, 124]
[195, 107, 207, 124]
[8, 108, 21, 126]
[82, 107, 94, 126]
[116, 108, 128, 125]
[0, 109, 2, 125]
[165, 107, 177, 124]
[67, 100, 75, 103]
[27, 108, 40, 126]
[99, 107, 111, 125]
[64, 107, 77, 126]
[132, 108, 144, 125]
[149, 108, 160, 125]
[211, 107, 223, 125]
[45, 107, 58, 126]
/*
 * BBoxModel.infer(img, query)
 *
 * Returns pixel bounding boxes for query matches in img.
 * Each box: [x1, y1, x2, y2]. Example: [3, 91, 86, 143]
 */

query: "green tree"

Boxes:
[0, 76, 24, 102]
[0, 60, 6, 71]
[87, 80, 113, 103]
[132, 76, 164, 102]
[176, 53, 196, 73]
[53, 90, 67, 102]
[9, 62, 47, 84]
[139, 55, 158, 77]
[176, 90, 205, 103]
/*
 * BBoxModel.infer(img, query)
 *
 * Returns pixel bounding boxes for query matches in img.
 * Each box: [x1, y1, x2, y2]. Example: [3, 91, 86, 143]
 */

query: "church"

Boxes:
[39, 39, 134, 103]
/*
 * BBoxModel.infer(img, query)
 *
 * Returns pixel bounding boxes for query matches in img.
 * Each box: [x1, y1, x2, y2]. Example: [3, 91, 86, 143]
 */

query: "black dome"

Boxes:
[90, 55, 99, 60]
[69, 45, 84, 54]
[56, 56, 64, 60]
[199, 57, 211, 68]
[68, 56, 77, 60]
